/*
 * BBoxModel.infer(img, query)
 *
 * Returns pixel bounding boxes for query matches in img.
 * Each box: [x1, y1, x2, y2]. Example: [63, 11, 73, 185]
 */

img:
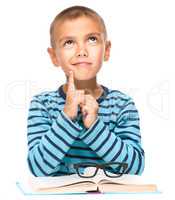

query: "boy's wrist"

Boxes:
[63, 107, 77, 121]
[63, 108, 73, 120]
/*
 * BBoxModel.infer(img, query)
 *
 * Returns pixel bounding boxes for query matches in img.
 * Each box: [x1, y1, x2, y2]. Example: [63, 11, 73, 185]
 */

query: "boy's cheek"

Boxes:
[90, 48, 104, 61]
[56, 52, 74, 69]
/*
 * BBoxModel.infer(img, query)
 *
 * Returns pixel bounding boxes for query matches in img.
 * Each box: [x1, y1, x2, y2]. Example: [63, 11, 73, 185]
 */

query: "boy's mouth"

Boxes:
[72, 62, 92, 67]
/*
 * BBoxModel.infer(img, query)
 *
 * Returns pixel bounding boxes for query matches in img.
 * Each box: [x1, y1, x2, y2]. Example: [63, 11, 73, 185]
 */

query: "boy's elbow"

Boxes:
[137, 161, 145, 175]
[125, 148, 145, 175]
[136, 151, 145, 175]
[27, 155, 60, 177]
[27, 157, 38, 176]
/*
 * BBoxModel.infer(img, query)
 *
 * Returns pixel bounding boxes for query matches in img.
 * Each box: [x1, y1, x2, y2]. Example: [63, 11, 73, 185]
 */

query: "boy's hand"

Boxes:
[80, 93, 99, 129]
[63, 70, 99, 128]
[63, 71, 85, 120]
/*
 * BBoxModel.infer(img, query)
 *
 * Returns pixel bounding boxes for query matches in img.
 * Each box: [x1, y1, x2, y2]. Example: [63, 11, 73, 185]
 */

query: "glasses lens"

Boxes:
[104, 162, 127, 177]
[76, 164, 97, 178]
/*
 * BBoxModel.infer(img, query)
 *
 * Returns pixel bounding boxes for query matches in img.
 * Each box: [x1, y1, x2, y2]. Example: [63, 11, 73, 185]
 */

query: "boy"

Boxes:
[27, 6, 145, 177]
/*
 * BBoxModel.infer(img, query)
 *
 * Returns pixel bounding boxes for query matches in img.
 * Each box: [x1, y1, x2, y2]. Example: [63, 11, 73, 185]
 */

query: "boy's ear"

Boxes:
[104, 41, 111, 61]
[47, 47, 60, 67]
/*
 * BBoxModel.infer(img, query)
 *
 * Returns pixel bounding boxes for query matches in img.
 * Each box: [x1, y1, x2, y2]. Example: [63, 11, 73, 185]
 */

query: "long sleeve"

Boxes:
[27, 96, 82, 176]
[79, 98, 145, 175]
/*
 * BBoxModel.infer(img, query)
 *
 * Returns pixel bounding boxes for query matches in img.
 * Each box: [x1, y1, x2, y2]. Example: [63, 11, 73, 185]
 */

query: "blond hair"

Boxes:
[49, 6, 107, 48]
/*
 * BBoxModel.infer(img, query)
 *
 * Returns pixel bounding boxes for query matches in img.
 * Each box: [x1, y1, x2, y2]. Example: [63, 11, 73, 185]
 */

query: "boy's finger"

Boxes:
[76, 90, 85, 105]
[81, 106, 88, 118]
[85, 94, 95, 101]
[67, 71, 75, 93]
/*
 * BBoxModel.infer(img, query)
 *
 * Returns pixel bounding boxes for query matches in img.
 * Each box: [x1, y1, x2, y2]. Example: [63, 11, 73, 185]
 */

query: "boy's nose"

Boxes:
[76, 45, 88, 57]
[77, 51, 88, 57]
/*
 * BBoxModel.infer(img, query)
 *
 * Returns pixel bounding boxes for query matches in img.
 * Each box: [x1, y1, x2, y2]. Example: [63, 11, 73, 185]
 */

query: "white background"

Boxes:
[0, 0, 174, 199]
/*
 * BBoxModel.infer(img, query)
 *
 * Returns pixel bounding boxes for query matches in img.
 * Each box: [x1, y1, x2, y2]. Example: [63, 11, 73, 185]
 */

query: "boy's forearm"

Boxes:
[79, 117, 144, 175]
[79, 97, 145, 175]
[27, 99, 82, 176]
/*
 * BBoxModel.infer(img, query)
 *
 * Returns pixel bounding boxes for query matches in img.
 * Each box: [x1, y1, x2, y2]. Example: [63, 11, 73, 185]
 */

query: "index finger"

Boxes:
[67, 70, 75, 93]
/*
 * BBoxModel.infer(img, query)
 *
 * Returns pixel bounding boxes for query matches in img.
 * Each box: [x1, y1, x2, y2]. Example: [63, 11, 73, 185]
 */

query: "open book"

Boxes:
[27, 170, 158, 194]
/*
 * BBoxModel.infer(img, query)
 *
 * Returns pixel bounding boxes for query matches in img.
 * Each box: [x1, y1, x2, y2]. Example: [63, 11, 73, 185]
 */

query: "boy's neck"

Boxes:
[63, 77, 103, 99]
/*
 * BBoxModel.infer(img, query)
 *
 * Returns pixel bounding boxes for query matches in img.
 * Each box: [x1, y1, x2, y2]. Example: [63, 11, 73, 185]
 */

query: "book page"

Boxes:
[28, 168, 107, 190]
[95, 171, 158, 185]
[96, 173, 158, 193]
[37, 181, 97, 193]
[28, 169, 157, 192]
[98, 182, 157, 193]
[28, 174, 96, 190]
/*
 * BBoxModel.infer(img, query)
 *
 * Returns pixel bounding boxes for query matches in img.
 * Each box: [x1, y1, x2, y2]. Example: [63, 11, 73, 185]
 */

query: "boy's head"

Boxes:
[48, 6, 111, 81]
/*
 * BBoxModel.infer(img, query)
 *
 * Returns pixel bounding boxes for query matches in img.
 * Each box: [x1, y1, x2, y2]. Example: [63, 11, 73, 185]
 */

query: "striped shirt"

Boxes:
[27, 84, 145, 177]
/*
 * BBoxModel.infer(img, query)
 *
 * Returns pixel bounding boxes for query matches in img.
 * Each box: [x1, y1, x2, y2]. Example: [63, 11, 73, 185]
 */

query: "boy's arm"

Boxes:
[79, 98, 145, 175]
[27, 96, 82, 176]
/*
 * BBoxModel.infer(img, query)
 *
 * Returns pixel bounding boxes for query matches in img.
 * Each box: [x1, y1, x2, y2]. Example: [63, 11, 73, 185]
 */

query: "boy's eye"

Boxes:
[63, 40, 74, 47]
[88, 36, 97, 44]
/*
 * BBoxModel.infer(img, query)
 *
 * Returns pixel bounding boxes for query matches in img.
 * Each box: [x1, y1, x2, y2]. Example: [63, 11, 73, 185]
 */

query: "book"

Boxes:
[26, 170, 158, 194]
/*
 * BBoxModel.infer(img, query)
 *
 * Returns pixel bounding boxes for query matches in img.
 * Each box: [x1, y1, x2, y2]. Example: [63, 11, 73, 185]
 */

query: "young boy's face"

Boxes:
[48, 16, 111, 81]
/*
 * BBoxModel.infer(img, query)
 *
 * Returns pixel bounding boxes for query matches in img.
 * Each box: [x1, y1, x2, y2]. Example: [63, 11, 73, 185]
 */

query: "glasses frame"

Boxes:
[73, 162, 128, 178]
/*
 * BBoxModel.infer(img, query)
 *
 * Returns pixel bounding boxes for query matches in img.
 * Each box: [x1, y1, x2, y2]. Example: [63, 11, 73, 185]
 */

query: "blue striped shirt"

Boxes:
[27, 84, 145, 176]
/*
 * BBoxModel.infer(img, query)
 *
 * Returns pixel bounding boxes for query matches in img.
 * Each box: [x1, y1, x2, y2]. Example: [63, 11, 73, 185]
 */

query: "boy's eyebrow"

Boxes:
[58, 32, 103, 43]
[58, 36, 75, 44]
[85, 32, 102, 37]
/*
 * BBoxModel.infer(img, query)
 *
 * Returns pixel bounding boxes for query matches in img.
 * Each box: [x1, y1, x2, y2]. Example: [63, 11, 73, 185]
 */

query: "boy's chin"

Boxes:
[65, 70, 96, 81]
[75, 76, 95, 81]
[73, 73, 95, 81]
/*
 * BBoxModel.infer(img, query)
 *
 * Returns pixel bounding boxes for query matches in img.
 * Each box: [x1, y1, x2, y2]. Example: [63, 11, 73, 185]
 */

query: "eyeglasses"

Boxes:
[73, 162, 128, 178]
